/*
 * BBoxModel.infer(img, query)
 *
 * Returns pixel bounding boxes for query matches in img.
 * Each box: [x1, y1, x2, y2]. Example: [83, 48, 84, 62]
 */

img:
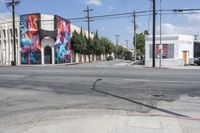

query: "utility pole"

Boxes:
[133, 10, 137, 61]
[152, 0, 156, 67]
[194, 35, 199, 40]
[115, 34, 120, 45]
[83, 5, 93, 39]
[6, 0, 20, 66]
[126, 40, 129, 49]
[159, 0, 162, 68]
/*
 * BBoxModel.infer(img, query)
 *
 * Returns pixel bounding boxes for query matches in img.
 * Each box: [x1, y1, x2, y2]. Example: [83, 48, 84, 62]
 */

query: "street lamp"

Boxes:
[6, 0, 20, 66]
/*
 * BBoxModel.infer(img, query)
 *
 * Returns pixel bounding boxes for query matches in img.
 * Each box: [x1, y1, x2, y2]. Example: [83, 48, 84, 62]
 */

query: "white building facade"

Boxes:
[145, 35, 194, 67]
[0, 18, 20, 65]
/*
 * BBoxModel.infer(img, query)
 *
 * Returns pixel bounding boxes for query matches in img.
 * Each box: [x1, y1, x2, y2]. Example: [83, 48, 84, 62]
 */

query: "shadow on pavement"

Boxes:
[92, 79, 189, 118]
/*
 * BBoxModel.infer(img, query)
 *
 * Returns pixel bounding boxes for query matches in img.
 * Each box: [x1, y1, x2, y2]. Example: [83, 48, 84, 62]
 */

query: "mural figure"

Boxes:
[55, 16, 71, 63]
[20, 14, 41, 64]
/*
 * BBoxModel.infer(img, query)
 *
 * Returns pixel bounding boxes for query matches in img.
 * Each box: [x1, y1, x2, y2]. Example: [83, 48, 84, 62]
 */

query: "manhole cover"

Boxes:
[151, 94, 165, 99]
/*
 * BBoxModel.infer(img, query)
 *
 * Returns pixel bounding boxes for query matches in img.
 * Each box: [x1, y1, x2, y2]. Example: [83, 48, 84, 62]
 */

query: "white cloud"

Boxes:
[161, 23, 180, 34]
[187, 12, 200, 25]
[0, 12, 11, 19]
[158, 13, 200, 35]
[86, 0, 102, 6]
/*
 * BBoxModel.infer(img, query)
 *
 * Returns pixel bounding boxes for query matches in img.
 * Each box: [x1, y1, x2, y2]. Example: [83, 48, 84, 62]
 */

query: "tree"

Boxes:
[72, 29, 116, 60]
[133, 30, 147, 56]
[114, 45, 128, 58]
[93, 30, 101, 55]
[100, 37, 113, 55]
[71, 30, 82, 54]
[144, 30, 149, 35]
[79, 28, 87, 55]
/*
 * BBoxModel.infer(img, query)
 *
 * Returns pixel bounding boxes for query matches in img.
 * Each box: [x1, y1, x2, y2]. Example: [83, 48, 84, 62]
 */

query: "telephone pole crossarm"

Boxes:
[83, 6, 93, 39]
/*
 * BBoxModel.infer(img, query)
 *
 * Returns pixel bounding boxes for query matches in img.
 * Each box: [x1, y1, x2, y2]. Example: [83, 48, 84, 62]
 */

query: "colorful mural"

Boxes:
[20, 14, 41, 64]
[55, 16, 71, 63]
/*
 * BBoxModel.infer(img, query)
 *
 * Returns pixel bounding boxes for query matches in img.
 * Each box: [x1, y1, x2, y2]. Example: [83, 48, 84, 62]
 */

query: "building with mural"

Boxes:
[0, 13, 93, 65]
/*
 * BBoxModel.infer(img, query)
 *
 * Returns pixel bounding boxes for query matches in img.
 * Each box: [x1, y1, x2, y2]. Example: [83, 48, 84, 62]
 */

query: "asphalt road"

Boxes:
[0, 60, 200, 130]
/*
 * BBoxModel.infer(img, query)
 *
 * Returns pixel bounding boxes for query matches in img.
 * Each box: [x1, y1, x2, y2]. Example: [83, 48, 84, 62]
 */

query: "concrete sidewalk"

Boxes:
[168, 65, 200, 70]
[17, 114, 200, 133]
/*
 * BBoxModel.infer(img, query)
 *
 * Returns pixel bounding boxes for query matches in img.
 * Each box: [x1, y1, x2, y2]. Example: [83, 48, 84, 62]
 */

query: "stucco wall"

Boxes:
[145, 35, 194, 67]
[41, 14, 54, 31]
[145, 59, 184, 67]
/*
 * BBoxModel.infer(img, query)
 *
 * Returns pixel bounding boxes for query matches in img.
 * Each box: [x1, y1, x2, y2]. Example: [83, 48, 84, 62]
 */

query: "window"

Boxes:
[10, 29, 13, 37]
[149, 44, 174, 59]
[168, 44, 174, 58]
[3, 30, 6, 38]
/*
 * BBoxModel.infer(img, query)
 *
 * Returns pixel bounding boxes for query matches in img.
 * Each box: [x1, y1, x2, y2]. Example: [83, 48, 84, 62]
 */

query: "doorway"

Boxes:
[44, 46, 52, 64]
[183, 51, 187, 65]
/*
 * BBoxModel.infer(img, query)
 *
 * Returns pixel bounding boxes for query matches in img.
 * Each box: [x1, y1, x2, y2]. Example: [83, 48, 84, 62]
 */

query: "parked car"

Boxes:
[124, 51, 132, 60]
[194, 57, 200, 65]
[106, 56, 113, 61]
[131, 57, 135, 61]
[124, 56, 131, 60]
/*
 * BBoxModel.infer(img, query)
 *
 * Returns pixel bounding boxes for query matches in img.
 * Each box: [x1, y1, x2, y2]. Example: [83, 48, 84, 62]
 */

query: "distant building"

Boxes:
[0, 13, 93, 65]
[194, 41, 200, 58]
[145, 35, 195, 67]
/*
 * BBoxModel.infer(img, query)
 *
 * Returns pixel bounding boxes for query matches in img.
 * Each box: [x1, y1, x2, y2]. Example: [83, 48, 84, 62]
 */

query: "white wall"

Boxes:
[41, 14, 54, 31]
[71, 24, 94, 39]
[0, 18, 20, 65]
[178, 35, 194, 59]
[145, 35, 194, 67]
[145, 35, 179, 60]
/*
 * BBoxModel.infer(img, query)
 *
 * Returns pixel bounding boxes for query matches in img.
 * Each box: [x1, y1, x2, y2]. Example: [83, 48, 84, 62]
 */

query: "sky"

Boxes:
[1, 0, 200, 49]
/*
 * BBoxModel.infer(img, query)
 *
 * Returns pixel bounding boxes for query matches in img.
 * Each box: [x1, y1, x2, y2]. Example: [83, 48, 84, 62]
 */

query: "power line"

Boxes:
[92, 15, 132, 21]
[1, 11, 200, 26]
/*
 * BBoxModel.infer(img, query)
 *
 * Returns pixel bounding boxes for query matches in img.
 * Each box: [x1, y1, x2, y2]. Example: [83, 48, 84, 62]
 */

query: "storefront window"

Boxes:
[149, 44, 174, 59]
